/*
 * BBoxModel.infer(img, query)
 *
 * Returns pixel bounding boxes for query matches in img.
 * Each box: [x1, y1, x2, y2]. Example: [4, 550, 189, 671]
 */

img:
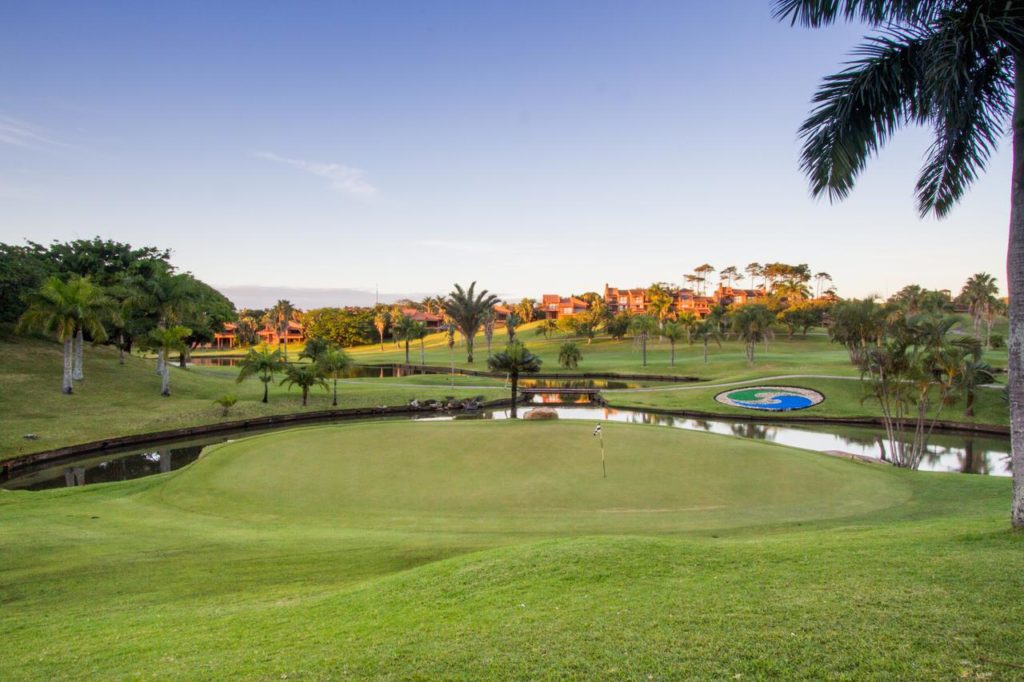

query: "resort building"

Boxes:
[712, 285, 767, 307]
[257, 320, 305, 346]
[540, 294, 589, 319]
[212, 322, 238, 350]
[603, 284, 648, 315]
[400, 307, 445, 330]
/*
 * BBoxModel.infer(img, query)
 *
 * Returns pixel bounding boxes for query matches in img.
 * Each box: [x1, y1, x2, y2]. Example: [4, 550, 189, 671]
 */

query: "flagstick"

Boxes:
[601, 430, 606, 478]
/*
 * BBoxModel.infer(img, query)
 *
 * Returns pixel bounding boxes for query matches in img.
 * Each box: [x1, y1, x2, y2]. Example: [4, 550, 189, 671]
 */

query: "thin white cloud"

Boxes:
[0, 116, 60, 149]
[255, 151, 377, 196]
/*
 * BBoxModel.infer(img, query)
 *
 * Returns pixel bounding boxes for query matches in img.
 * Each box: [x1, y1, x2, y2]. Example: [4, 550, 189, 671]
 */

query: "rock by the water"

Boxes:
[524, 407, 558, 420]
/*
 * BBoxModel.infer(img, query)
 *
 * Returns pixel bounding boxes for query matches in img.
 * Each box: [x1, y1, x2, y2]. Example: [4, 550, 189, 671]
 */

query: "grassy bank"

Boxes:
[1, 420, 1020, 679]
[0, 336, 506, 461]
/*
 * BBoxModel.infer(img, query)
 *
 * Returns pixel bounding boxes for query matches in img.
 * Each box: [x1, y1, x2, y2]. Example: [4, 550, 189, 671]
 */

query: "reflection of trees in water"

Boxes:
[691, 419, 714, 431]
[729, 423, 775, 441]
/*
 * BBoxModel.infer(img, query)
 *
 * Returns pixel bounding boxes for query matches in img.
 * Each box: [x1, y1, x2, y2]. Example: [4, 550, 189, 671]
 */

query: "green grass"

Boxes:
[0, 336, 507, 461]
[1, 420, 1020, 679]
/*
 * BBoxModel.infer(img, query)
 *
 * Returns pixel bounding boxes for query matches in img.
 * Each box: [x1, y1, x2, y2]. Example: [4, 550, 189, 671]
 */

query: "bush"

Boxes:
[989, 333, 1005, 349]
[213, 394, 238, 417]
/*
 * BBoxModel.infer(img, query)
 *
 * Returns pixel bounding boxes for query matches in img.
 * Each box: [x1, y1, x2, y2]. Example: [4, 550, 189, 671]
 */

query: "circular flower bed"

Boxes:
[714, 386, 824, 412]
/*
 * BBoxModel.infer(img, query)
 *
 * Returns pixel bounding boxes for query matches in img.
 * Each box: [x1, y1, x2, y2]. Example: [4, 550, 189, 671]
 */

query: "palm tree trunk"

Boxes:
[62, 338, 74, 394]
[332, 378, 338, 407]
[1008, 54, 1024, 527]
[420, 339, 425, 365]
[703, 338, 708, 364]
[262, 379, 269, 403]
[156, 349, 164, 376]
[510, 372, 519, 418]
[160, 361, 171, 396]
[118, 332, 125, 365]
[641, 335, 647, 367]
[178, 350, 187, 369]
[73, 328, 84, 381]
[466, 336, 474, 364]
[670, 341, 675, 366]
[302, 387, 308, 406]
[965, 389, 975, 418]
[404, 340, 410, 365]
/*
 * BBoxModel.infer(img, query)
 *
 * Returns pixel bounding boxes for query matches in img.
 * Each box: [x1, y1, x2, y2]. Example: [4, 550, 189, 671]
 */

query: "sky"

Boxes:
[0, 1, 1012, 307]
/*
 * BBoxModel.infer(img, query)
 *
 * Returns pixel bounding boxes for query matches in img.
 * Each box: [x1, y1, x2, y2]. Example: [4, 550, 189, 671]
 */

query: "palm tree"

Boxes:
[411, 321, 429, 365]
[774, 0, 1024, 524]
[481, 310, 497, 357]
[731, 304, 775, 364]
[299, 337, 330, 364]
[391, 313, 418, 365]
[318, 347, 352, 407]
[372, 306, 390, 352]
[269, 300, 296, 360]
[148, 325, 191, 396]
[280, 363, 327, 407]
[775, 279, 811, 301]
[662, 320, 687, 366]
[487, 341, 542, 418]
[17, 275, 109, 394]
[446, 282, 499, 363]
[130, 267, 194, 375]
[535, 318, 559, 339]
[236, 345, 285, 403]
[558, 341, 583, 369]
[505, 312, 522, 342]
[646, 283, 676, 326]
[692, 319, 724, 365]
[959, 272, 1000, 338]
[517, 298, 537, 323]
[629, 314, 660, 367]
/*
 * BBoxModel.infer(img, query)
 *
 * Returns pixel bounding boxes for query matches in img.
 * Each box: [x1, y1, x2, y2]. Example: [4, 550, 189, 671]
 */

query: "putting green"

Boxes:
[157, 420, 909, 533]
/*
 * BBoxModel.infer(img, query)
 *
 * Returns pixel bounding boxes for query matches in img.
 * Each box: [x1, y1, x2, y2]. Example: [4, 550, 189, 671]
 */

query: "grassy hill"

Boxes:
[1, 421, 1020, 679]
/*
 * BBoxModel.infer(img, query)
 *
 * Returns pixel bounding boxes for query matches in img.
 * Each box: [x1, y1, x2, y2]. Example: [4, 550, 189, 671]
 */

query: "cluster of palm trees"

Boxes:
[17, 264, 212, 396]
[236, 341, 352, 407]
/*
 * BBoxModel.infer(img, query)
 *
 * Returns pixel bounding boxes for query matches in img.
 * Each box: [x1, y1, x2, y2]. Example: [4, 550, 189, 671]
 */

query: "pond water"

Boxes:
[2, 405, 1010, 491]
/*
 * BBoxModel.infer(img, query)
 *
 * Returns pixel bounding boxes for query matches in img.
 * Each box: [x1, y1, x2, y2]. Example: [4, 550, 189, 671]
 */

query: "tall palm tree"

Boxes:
[481, 310, 497, 358]
[959, 272, 1000, 338]
[317, 347, 352, 407]
[269, 300, 296, 361]
[236, 345, 285, 403]
[17, 275, 109, 394]
[517, 298, 537, 323]
[148, 325, 190, 396]
[692, 319, 724, 365]
[411, 321, 429, 365]
[373, 306, 390, 352]
[662, 320, 687, 366]
[487, 341, 542, 418]
[446, 282, 499, 363]
[130, 267, 194, 376]
[391, 313, 418, 365]
[280, 363, 327, 406]
[629, 314, 660, 367]
[505, 312, 522, 342]
[774, 0, 1024, 525]
[731, 304, 775, 364]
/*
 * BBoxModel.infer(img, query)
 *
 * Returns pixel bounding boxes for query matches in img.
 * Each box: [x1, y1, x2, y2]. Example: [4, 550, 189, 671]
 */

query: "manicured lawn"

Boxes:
[0, 336, 506, 461]
[0, 421, 1020, 679]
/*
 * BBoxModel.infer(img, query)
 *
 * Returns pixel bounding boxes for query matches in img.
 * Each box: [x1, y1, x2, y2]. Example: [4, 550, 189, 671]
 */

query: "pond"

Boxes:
[2, 405, 1010, 491]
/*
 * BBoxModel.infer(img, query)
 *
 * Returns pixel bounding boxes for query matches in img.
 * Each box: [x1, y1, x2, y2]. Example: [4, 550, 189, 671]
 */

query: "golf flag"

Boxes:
[594, 424, 606, 478]
[593, 424, 602, 436]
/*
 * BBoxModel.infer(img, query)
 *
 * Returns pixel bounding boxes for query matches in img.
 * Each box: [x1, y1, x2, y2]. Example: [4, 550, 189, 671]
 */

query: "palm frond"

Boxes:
[914, 6, 1014, 216]
[798, 27, 929, 202]
[773, 0, 947, 27]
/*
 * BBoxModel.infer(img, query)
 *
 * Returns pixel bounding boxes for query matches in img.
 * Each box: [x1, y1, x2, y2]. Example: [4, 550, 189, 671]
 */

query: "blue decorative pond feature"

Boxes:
[714, 386, 824, 412]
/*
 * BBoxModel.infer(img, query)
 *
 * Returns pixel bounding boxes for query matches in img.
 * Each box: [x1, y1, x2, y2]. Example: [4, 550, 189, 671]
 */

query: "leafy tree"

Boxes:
[778, 301, 827, 337]
[694, 264, 715, 296]
[236, 345, 285, 403]
[646, 283, 676, 325]
[147, 325, 191, 396]
[487, 341, 542, 418]
[692, 318, 723, 365]
[745, 262, 764, 290]
[814, 271, 833, 298]
[446, 282, 499, 363]
[719, 265, 739, 288]
[17, 275, 109, 393]
[410, 321, 429, 365]
[828, 298, 888, 364]
[516, 298, 537, 323]
[629, 314, 660, 367]
[958, 272, 1000, 340]
[558, 341, 583, 369]
[0, 242, 52, 324]
[303, 307, 376, 347]
[372, 306, 390, 352]
[280, 363, 328, 406]
[318, 347, 352, 407]
[605, 312, 632, 341]
[775, 0, 1024, 524]
[661, 320, 687, 366]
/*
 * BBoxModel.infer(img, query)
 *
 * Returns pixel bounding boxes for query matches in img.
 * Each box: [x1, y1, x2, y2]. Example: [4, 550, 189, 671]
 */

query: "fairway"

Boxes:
[2, 421, 1021, 679]
[166, 421, 909, 533]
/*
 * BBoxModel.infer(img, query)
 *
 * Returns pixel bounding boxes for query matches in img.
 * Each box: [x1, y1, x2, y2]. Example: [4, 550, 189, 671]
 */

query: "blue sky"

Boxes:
[0, 1, 1011, 306]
